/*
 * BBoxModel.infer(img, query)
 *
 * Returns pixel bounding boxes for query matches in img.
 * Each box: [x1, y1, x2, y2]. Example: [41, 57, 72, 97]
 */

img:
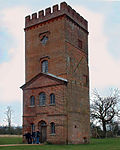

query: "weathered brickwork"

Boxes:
[21, 2, 90, 144]
[22, 74, 67, 144]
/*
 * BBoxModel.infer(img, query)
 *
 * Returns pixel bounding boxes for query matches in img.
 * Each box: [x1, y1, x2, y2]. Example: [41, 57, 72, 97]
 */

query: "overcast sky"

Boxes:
[0, 0, 120, 126]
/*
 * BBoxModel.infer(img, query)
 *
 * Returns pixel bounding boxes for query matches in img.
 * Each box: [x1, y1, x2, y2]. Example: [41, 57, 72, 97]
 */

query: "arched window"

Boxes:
[42, 60, 48, 73]
[39, 92, 46, 106]
[30, 96, 35, 106]
[50, 122, 55, 134]
[50, 94, 55, 105]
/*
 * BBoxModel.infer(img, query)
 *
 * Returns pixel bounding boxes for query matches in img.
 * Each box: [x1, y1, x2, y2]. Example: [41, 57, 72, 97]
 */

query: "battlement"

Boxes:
[25, 2, 88, 31]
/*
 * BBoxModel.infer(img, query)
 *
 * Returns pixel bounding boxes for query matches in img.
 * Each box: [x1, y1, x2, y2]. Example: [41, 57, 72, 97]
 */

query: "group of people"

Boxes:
[24, 130, 40, 144]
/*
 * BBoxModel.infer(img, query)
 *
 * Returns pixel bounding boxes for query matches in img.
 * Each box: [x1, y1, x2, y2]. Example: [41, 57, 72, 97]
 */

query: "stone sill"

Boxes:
[49, 104, 56, 106]
[50, 133, 56, 136]
[28, 105, 35, 108]
[37, 105, 46, 107]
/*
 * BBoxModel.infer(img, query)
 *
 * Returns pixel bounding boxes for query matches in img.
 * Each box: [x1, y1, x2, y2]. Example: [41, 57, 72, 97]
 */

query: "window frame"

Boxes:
[50, 93, 55, 105]
[40, 36, 48, 45]
[50, 122, 55, 134]
[39, 92, 46, 106]
[30, 96, 35, 106]
[41, 60, 48, 73]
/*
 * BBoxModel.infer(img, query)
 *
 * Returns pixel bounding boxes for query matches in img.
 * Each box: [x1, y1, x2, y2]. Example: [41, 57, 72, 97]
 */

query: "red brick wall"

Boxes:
[25, 16, 66, 82]
[23, 2, 90, 144]
[23, 76, 67, 143]
[64, 17, 90, 144]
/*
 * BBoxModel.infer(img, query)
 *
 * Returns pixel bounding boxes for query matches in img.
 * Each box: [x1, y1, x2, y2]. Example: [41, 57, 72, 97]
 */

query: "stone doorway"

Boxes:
[38, 120, 47, 143]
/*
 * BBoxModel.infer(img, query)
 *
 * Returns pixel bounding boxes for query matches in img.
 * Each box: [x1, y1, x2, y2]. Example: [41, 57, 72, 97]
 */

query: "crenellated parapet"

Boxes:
[25, 2, 88, 31]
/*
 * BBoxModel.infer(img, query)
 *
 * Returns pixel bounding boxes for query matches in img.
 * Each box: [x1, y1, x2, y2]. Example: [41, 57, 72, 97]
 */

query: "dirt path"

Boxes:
[0, 135, 22, 137]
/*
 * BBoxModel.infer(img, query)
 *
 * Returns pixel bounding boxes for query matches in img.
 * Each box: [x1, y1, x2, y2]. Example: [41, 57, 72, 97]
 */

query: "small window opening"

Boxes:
[30, 96, 35, 106]
[50, 94, 55, 105]
[83, 137, 87, 143]
[50, 122, 55, 134]
[41, 36, 48, 45]
[42, 60, 48, 73]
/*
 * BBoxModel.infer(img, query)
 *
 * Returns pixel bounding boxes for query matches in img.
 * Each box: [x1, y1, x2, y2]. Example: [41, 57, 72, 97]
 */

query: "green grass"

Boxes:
[0, 137, 22, 145]
[0, 137, 120, 150]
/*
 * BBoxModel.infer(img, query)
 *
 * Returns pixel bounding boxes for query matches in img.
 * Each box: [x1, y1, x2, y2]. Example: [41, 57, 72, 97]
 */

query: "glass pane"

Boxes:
[41, 36, 48, 45]
[30, 96, 35, 106]
[50, 94, 55, 104]
[51, 122, 55, 134]
[39, 93, 46, 106]
[42, 61, 48, 73]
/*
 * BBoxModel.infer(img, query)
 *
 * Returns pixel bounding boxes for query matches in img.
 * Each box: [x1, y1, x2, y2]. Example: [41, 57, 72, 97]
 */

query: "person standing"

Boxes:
[23, 132, 32, 144]
[36, 130, 40, 144]
[27, 132, 32, 144]
[32, 131, 36, 144]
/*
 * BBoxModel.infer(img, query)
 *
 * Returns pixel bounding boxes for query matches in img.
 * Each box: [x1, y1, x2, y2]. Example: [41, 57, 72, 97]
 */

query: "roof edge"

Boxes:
[20, 72, 68, 90]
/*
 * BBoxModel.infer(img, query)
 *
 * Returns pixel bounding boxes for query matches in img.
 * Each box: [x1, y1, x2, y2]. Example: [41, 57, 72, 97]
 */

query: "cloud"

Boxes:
[0, 6, 32, 102]
[74, 5, 120, 89]
[94, 0, 120, 1]
[0, 4, 120, 103]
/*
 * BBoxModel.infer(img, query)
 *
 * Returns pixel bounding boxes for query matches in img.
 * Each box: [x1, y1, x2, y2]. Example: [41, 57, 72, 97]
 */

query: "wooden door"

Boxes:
[38, 121, 47, 143]
[41, 126, 47, 143]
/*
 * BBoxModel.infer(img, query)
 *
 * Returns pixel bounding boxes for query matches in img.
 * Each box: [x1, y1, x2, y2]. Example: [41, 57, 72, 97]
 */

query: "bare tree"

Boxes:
[108, 120, 120, 136]
[4, 106, 13, 129]
[90, 89, 120, 137]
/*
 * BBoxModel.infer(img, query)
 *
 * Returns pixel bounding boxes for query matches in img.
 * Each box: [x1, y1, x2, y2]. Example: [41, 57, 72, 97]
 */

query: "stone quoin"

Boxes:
[21, 1, 90, 144]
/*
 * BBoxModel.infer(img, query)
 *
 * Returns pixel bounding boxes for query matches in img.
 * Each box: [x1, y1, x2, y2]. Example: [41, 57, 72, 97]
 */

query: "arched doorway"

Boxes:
[38, 120, 47, 143]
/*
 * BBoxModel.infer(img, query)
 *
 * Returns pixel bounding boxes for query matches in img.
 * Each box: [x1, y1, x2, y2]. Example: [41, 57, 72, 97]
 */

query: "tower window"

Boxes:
[42, 60, 48, 73]
[39, 92, 46, 106]
[30, 96, 35, 106]
[78, 39, 82, 49]
[50, 122, 55, 134]
[41, 36, 48, 45]
[50, 93, 55, 105]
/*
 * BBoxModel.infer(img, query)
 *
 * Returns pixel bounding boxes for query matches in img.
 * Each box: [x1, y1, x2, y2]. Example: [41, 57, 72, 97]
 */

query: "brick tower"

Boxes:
[21, 2, 90, 144]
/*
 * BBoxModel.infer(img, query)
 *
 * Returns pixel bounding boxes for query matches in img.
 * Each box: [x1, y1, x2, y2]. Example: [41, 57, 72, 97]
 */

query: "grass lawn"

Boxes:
[0, 137, 120, 150]
[0, 137, 22, 145]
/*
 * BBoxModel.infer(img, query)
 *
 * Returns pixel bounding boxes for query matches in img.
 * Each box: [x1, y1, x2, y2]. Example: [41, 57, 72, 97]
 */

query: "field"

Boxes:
[0, 136, 22, 145]
[0, 137, 120, 150]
